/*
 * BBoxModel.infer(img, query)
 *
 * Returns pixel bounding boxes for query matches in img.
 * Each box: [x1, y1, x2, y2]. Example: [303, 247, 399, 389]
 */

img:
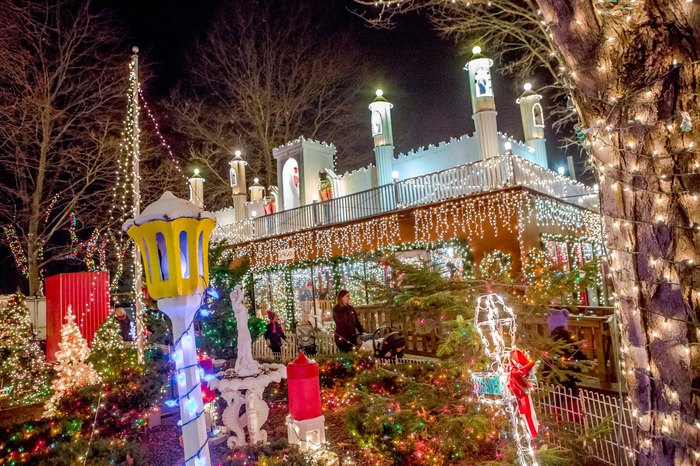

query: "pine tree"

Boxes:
[0, 292, 49, 405]
[88, 312, 138, 379]
[45, 306, 100, 415]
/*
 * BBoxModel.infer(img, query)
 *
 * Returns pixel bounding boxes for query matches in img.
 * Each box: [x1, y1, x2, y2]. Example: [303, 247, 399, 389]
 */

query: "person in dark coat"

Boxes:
[332, 290, 365, 352]
[264, 310, 286, 362]
[544, 308, 588, 422]
[115, 307, 133, 342]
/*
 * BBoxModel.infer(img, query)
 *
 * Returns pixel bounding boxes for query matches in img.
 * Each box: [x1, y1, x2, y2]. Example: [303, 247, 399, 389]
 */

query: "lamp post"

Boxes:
[123, 191, 216, 466]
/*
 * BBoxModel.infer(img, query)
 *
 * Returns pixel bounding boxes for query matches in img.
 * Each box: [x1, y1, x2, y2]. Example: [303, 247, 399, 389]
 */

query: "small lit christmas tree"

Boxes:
[88, 312, 138, 379]
[0, 292, 49, 405]
[45, 306, 100, 415]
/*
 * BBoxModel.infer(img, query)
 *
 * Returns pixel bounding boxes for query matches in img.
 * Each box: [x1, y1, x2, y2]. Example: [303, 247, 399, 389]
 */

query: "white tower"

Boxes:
[516, 83, 548, 167]
[188, 169, 204, 208]
[249, 178, 265, 202]
[465, 47, 499, 160]
[229, 150, 248, 222]
[368, 89, 395, 187]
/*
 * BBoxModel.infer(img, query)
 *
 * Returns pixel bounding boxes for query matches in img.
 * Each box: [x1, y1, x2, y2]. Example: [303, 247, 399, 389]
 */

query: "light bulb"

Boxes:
[472, 46, 482, 55]
[375, 89, 383, 97]
[523, 83, 532, 91]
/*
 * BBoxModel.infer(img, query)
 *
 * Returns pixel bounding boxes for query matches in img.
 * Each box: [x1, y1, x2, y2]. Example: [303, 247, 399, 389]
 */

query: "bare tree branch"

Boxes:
[165, 0, 371, 210]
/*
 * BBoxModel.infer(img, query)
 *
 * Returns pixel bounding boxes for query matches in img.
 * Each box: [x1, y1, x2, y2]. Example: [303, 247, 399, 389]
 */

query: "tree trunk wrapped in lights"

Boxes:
[354, 0, 700, 463]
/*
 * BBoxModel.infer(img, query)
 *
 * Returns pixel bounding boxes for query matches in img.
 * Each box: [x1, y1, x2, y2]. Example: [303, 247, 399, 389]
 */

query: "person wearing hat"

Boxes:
[296, 310, 317, 356]
[264, 310, 286, 362]
[545, 308, 588, 391]
[115, 307, 133, 342]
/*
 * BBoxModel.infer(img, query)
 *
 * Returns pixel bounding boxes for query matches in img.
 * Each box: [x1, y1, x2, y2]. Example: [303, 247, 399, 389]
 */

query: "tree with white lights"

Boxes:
[0, 292, 48, 405]
[88, 312, 138, 379]
[45, 306, 101, 415]
[354, 1, 699, 464]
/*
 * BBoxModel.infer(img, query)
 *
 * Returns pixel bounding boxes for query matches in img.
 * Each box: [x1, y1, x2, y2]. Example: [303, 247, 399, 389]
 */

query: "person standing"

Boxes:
[264, 310, 286, 362]
[296, 311, 317, 356]
[332, 290, 365, 352]
[115, 307, 133, 342]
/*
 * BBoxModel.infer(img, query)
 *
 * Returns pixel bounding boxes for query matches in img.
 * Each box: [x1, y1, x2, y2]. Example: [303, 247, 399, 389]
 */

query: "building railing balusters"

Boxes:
[213, 154, 599, 243]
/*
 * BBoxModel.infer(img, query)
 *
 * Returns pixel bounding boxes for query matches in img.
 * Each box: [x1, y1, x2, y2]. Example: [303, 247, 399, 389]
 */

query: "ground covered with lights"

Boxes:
[0, 254, 611, 465]
[0, 352, 609, 466]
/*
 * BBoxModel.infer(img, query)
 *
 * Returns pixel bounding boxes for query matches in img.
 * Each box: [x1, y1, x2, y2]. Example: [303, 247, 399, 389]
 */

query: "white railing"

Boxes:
[251, 332, 338, 362]
[533, 385, 637, 466]
[213, 154, 599, 243]
[251, 332, 439, 366]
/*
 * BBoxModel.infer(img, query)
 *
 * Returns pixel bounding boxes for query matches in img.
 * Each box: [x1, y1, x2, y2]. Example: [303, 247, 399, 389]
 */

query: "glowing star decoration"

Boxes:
[471, 293, 539, 466]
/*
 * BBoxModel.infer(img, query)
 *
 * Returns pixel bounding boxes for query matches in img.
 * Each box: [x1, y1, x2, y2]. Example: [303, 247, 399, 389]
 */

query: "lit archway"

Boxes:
[281, 158, 300, 210]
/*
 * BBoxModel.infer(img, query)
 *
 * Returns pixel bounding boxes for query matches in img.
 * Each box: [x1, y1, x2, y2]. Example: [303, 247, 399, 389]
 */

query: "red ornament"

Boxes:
[507, 348, 539, 438]
[287, 352, 322, 421]
[198, 355, 216, 404]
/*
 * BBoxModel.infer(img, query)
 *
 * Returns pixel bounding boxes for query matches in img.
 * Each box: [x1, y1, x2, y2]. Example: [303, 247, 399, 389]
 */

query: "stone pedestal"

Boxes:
[287, 415, 326, 452]
[210, 364, 287, 449]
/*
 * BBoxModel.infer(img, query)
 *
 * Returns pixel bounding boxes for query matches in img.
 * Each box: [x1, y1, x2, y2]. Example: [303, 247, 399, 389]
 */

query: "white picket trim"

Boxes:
[532, 385, 637, 466]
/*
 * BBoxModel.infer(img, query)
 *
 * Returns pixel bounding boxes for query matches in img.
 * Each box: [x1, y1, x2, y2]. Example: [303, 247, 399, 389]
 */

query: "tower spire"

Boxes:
[465, 47, 499, 160]
[368, 89, 395, 187]
[516, 83, 548, 167]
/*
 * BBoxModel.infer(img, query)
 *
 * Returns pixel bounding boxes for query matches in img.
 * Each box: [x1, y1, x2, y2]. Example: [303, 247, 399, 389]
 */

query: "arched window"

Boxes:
[179, 231, 190, 279]
[142, 239, 153, 282]
[474, 67, 493, 97]
[532, 103, 544, 127]
[198, 231, 204, 278]
[230, 168, 238, 187]
[371, 111, 383, 136]
[155, 232, 169, 281]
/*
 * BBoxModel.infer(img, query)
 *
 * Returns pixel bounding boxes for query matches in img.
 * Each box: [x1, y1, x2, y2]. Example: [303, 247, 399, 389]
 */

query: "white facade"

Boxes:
[214, 49, 555, 225]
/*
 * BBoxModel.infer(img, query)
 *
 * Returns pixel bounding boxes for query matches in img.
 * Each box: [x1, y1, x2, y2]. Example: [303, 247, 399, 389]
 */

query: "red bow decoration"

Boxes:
[508, 348, 539, 438]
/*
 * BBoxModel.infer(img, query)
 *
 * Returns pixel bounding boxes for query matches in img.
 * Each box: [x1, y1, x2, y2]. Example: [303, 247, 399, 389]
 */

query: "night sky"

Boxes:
[94, 0, 575, 168]
[0, 0, 581, 294]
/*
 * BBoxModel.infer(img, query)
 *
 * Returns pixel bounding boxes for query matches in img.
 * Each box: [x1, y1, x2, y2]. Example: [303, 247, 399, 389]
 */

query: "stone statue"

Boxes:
[231, 285, 262, 377]
[210, 285, 286, 449]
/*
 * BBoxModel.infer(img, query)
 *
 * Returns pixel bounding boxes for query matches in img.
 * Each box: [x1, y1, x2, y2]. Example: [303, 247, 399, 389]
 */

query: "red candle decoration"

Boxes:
[287, 352, 322, 421]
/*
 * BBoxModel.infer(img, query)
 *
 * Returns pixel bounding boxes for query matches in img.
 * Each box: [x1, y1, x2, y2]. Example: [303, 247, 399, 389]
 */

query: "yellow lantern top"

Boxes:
[123, 192, 216, 300]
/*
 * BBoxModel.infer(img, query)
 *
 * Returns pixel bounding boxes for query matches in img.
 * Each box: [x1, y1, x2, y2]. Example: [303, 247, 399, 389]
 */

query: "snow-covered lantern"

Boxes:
[123, 191, 215, 466]
[123, 191, 215, 300]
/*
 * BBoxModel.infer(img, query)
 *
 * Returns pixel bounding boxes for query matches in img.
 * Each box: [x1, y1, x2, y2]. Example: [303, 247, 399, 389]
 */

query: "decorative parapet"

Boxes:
[272, 136, 336, 155]
[212, 154, 599, 245]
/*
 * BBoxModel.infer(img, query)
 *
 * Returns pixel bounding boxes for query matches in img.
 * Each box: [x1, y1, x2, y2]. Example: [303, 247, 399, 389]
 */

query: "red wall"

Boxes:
[45, 272, 110, 361]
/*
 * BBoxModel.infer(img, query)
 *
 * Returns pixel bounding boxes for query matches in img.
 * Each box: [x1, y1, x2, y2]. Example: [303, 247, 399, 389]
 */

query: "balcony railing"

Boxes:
[213, 154, 599, 243]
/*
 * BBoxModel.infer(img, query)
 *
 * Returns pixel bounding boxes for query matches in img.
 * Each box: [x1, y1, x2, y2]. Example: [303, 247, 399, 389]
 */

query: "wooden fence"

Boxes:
[352, 304, 620, 387]
[249, 335, 636, 465]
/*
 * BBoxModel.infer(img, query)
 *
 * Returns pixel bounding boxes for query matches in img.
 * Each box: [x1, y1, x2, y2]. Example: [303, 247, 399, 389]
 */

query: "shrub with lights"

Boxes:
[0, 348, 169, 465]
[0, 291, 49, 406]
[88, 311, 139, 379]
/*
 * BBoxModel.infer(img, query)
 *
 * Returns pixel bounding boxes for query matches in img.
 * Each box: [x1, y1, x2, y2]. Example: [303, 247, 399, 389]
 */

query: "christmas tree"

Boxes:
[88, 312, 138, 379]
[45, 306, 101, 415]
[0, 292, 49, 405]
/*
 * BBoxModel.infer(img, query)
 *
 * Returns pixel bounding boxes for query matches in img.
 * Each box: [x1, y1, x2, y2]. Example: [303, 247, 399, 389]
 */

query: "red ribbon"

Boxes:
[508, 348, 539, 438]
